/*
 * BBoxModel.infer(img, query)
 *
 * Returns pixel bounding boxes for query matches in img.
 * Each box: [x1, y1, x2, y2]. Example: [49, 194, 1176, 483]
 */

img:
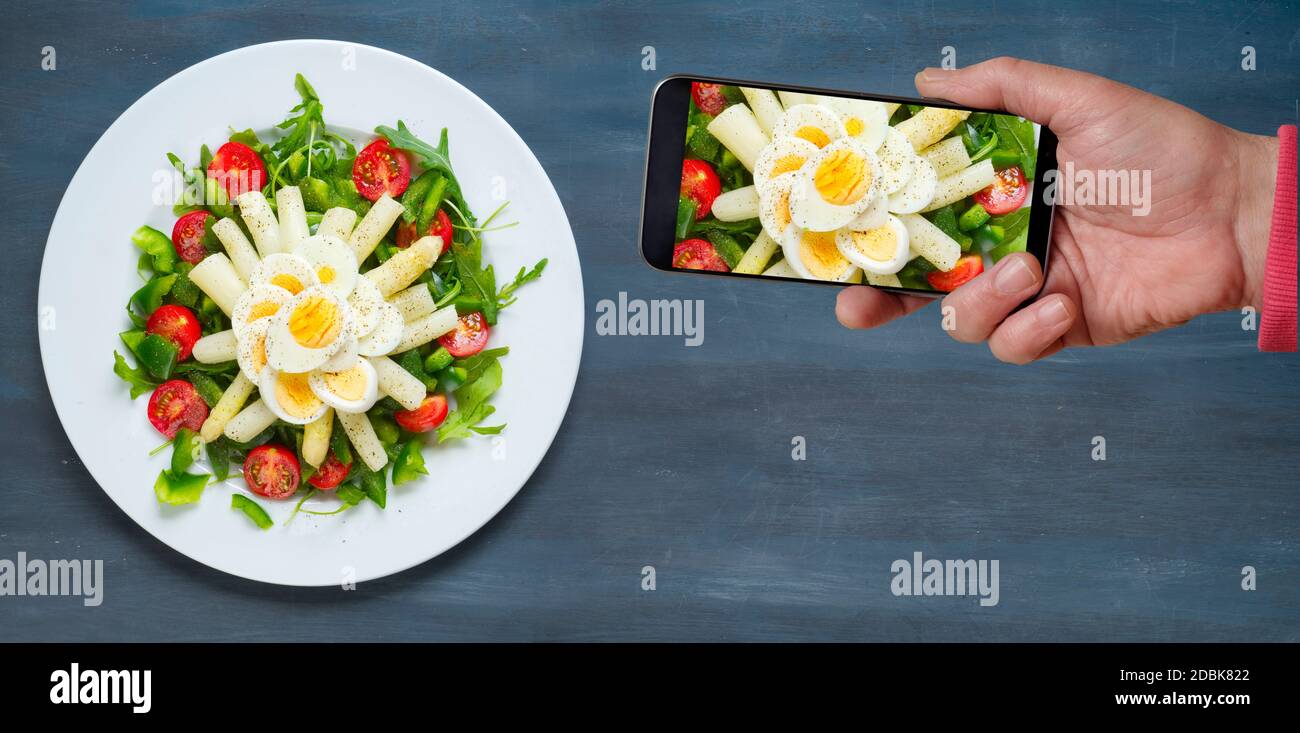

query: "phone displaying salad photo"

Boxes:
[640, 75, 1058, 295]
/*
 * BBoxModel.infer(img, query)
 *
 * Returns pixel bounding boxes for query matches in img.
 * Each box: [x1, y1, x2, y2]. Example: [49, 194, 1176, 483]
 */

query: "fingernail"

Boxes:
[1037, 298, 1071, 328]
[916, 67, 950, 83]
[994, 257, 1037, 294]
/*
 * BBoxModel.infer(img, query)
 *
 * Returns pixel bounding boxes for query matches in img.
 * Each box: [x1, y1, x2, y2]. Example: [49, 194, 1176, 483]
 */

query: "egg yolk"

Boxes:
[271, 273, 305, 294]
[317, 265, 336, 284]
[288, 295, 343, 349]
[800, 231, 850, 280]
[849, 226, 898, 263]
[248, 301, 281, 322]
[814, 149, 871, 206]
[774, 189, 792, 231]
[844, 117, 865, 137]
[771, 153, 806, 177]
[251, 334, 268, 372]
[794, 126, 831, 148]
[321, 365, 369, 402]
[274, 372, 323, 419]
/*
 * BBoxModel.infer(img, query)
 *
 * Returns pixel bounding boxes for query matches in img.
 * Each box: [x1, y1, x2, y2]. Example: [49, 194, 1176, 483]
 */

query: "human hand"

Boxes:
[835, 57, 1280, 363]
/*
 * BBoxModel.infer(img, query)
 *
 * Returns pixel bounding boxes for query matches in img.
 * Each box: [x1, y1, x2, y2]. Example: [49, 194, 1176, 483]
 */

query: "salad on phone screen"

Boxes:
[114, 74, 545, 528]
[676, 82, 1038, 292]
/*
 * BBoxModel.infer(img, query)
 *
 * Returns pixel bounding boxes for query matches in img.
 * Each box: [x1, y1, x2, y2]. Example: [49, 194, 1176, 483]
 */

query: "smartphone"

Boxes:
[640, 75, 1058, 297]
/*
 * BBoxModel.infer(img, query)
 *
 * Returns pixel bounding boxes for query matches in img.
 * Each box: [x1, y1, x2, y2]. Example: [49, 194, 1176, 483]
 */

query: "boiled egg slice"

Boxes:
[781, 223, 859, 282]
[355, 302, 404, 357]
[318, 333, 360, 372]
[346, 275, 385, 340]
[250, 252, 319, 296]
[293, 234, 358, 299]
[874, 127, 916, 195]
[259, 366, 328, 425]
[771, 104, 843, 149]
[753, 136, 818, 196]
[264, 286, 350, 373]
[309, 359, 380, 414]
[887, 157, 938, 214]
[230, 284, 292, 338]
[789, 138, 879, 232]
[236, 318, 271, 383]
[848, 191, 889, 231]
[821, 97, 889, 153]
[758, 173, 798, 243]
[836, 214, 911, 275]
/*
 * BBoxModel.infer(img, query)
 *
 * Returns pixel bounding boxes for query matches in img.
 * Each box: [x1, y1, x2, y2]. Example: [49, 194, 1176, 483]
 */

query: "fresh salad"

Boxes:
[113, 74, 545, 528]
[675, 82, 1037, 292]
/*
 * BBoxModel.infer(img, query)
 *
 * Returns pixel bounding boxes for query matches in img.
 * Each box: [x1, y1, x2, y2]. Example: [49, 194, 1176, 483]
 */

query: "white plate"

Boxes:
[37, 40, 584, 586]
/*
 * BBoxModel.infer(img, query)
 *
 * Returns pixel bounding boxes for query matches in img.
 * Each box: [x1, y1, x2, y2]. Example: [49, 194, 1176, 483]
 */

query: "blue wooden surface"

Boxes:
[2, 0, 1298, 641]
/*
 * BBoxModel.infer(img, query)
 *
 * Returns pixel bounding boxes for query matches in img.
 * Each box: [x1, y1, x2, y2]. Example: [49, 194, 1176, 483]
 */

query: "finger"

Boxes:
[836, 286, 929, 330]
[913, 57, 1117, 131]
[987, 294, 1077, 365]
[940, 253, 1043, 343]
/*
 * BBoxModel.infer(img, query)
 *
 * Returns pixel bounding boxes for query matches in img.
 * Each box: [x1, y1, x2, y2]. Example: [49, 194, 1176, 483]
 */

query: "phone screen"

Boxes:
[641, 77, 1057, 295]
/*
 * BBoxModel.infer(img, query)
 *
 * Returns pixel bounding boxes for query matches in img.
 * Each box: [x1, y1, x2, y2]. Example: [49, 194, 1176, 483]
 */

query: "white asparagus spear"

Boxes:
[212, 218, 260, 286]
[275, 186, 309, 252]
[710, 186, 760, 222]
[192, 330, 237, 364]
[317, 207, 358, 241]
[337, 410, 387, 472]
[236, 191, 281, 257]
[189, 253, 244, 316]
[392, 305, 458, 354]
[222, 397, 278, 445]
[740, 87, 784, 136]
[301, 408, 334, 467]
[200, 372, 255, 443]
[348, 194, 404, 263]
[707, 104, 768, 172]
[364, 235, 442, 296]
[388, 283, 437, 322]
[368, 355, 427, 411]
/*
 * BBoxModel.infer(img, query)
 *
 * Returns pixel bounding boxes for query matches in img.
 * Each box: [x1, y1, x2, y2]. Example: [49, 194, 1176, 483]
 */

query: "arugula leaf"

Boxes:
[112, 351, 157, 399]
[231, 494, 273, 529]
[437, 402, 497, 443]
[153, 470, 208, 505]
[336, 484, 365, 506]
[435, 348, 509, 443]
[991, 115, 1036, 179]
[207, 436, 233, 481]
[496, 259, 547, 311]
[449, 240, 498, 324]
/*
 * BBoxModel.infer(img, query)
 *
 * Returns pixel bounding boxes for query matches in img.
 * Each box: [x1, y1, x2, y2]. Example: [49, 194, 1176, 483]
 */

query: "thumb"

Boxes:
[914, 57, 1119, 132]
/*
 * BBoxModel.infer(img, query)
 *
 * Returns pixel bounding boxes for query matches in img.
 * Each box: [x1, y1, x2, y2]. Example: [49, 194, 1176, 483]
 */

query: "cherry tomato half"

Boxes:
[352, 138, 412, 202]
[672, 238, 729, 272]
[394, 394, 450, 433]
[146, 304, 202, 361]
[691, 82, 728, 116]
[681, 159, 721, 220]
[170, 210, 212, 264]
[438, 312, 490, 358]
[307, 453, 352, 490]
[207, 141, 267, 199]
[396, 208, 453, 249]
[973, 165, 1029, 215]
[147, 379, 209, 439]
[926, 254, 985, 292]
[243, 444, 301, 500]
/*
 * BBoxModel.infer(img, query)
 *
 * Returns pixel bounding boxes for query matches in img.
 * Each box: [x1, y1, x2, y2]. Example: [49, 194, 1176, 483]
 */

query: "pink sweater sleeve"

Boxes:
[1258, 124, 1297, 352]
